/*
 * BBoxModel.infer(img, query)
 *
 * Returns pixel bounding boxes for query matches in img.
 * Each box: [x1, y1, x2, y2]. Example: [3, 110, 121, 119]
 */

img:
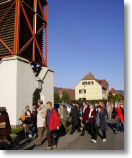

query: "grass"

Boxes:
[11, 127, 23, 135]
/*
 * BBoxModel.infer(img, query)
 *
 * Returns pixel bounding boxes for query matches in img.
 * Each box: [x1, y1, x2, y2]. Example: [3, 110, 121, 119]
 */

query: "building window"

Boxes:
[79, 98, 86, 101]
[88, 81, 94, 85]
[79, 89, 86, 94]
[82, 82, 87, 85]
[82, 81, 94, 85]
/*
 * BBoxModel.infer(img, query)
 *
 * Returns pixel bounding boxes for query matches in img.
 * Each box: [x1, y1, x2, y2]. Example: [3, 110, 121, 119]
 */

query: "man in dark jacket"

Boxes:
[0, 107, 12, 149]
[32, 106, 38, 138]
[70, 104, 81, 134]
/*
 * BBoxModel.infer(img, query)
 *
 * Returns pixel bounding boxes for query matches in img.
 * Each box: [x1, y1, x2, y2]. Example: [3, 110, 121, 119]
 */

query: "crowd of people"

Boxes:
[0, 100, 124, 150]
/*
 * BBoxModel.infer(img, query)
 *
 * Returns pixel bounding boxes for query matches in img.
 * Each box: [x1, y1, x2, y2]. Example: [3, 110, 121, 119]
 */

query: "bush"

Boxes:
[11, 127, 23, 135]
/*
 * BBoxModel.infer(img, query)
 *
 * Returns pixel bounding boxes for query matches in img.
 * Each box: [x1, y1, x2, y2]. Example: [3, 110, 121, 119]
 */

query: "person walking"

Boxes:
[36, 100, 47, 146]
[80, 102, 90, 136]
[70, 104, 81, 134]
[45, 101, 60, 150]
[21, 105, 33, 138]
[88, 104, 96, 143]
[112, 104, 117, 119]
[32, 106, 38, 138]
[107, 102, 113, 121]
[0, 107, 12, 149]
[91, 105, 107, 143]
[115, 103, 124, 133]
[58, 104, 68, 133]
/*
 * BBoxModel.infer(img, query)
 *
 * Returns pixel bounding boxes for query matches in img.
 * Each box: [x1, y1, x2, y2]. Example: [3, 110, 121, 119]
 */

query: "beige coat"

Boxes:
[37, 105, 46, 128]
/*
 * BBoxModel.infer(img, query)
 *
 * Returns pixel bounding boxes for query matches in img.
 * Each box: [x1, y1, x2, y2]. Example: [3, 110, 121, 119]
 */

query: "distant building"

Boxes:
[110, 88, 124, 96]
[75, 73, 109, 101]
[110, 88, 118, 96]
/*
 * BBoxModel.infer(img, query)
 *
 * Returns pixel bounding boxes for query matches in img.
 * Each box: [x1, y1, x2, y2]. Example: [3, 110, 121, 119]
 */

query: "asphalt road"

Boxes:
[20, 125, 124, 150]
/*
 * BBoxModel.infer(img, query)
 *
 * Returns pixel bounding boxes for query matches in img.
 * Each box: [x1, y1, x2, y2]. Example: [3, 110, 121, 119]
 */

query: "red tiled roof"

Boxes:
[82, 73, 109, 89]
[98, 79, 109, 89]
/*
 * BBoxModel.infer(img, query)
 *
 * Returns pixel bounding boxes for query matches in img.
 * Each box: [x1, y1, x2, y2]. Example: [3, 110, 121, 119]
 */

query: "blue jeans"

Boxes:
[116, 119, 124, 132]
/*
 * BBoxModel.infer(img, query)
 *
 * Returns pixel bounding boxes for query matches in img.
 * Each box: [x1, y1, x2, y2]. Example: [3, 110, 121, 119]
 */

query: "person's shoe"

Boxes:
[52, 145, 57, 149]
[102, 139, 106, 142]
[45, 146, 53, 150]
[34, 134, 37, 138]
[114, 131, 119, 134]
[80, 133, 84, 136]
[90, 139, 96, 143]
[28, 134, 33, 138]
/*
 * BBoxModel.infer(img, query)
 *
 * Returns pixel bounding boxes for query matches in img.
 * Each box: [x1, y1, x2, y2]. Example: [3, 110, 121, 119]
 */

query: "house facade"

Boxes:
[75, 73, 109, 101]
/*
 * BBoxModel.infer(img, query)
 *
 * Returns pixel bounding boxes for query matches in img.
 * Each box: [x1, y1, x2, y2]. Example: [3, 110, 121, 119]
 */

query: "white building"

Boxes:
[0, 56, 54, 126]
[75, 73, 109, 101]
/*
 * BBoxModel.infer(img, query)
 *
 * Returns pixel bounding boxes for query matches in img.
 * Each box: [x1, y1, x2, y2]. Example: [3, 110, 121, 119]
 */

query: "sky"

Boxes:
[47, 0, 124, 90]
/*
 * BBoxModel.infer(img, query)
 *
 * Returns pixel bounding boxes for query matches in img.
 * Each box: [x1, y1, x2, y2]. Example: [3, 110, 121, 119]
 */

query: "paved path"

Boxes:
[19, 125, 124, 150]
[60, 130, 124, 150]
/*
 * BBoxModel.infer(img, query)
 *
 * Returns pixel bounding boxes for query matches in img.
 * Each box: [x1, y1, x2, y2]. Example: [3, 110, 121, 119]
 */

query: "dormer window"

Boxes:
[88, 81, 94, 85]
[82, 82, 87, 85]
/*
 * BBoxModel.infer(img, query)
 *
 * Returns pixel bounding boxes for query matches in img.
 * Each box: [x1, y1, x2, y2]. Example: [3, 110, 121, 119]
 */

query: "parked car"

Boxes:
[54, 103, 72, 113]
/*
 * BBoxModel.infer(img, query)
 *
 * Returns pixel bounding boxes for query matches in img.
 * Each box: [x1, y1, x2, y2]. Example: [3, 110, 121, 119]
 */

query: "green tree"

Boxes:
[54, 90, 61, 103]
[114, 94, 124, 102]
[62, 91, 71, 104]
[108, 92, 124, 103]
[108, 92, 114, 103]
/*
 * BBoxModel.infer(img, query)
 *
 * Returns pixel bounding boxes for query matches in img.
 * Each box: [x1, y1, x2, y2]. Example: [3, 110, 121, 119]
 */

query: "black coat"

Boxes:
[70, 107, 80, 126]
[0, 111, 11, 140]
[96, 109, 107, 130]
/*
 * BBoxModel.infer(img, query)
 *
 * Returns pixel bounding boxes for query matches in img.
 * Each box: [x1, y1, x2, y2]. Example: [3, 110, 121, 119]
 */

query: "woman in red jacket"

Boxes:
[115, 104, 124, 133]
[45, 101, 60, 150]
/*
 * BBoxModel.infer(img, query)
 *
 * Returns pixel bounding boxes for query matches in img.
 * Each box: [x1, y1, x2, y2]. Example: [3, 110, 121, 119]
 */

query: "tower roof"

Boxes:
[82, 73, 96, 80]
